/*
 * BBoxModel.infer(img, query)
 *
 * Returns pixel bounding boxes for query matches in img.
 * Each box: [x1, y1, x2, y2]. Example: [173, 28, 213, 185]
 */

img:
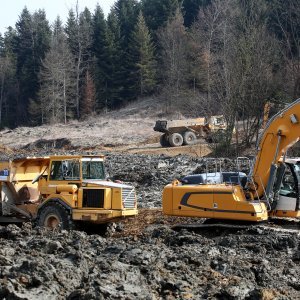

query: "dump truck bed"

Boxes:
[154, 118, 206, 133]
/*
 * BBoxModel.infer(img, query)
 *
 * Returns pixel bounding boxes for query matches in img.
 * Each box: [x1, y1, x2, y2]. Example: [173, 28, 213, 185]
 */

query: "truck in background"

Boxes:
[154, 115, 227, 147]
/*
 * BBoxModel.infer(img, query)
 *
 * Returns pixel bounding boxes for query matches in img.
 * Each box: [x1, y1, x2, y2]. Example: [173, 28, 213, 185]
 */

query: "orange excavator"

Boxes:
[163, 98, 300, 222]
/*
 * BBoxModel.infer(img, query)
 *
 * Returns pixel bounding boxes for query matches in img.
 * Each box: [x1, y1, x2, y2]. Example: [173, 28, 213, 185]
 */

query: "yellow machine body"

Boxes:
[163, 181, 268, 222]
[0, 155, 137, 225]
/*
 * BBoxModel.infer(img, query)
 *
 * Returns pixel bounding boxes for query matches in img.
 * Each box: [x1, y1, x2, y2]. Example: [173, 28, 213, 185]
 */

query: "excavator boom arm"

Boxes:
[251, 98, 300, 198]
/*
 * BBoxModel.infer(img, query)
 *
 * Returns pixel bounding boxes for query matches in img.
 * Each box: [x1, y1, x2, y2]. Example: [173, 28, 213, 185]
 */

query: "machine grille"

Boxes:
[83, 189, 104, 208]
[122, 187, 136, 208]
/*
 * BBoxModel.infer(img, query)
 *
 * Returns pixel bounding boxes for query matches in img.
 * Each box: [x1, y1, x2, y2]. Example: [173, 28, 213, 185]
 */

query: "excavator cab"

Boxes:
[273, 159, 300, 218]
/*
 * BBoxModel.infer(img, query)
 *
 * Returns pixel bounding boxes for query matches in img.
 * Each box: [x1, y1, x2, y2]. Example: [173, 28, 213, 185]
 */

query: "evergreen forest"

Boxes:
[0, 0, 299, 147]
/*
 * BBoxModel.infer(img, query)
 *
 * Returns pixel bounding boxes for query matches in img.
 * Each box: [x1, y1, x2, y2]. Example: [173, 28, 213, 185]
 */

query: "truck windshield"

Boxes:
[82, 160, 105, 180]
[50, 160, 80, 181]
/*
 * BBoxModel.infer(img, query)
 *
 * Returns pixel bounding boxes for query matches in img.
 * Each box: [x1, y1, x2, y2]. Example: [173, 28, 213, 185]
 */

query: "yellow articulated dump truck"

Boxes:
[154, 115, 228, 147]
[0, 155, 137, 229]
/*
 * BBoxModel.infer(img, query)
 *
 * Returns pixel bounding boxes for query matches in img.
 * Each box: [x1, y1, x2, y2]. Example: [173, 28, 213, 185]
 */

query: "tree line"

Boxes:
[0, 0, 299, 148]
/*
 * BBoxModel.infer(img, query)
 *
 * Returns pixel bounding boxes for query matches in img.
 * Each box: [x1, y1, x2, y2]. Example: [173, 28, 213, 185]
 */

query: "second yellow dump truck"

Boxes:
[0, 155, 138, 229]
[154, 115, 227, 147]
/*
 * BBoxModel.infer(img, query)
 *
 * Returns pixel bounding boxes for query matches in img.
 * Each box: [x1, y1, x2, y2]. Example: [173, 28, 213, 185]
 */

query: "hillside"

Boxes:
[0, 98, 212, 157]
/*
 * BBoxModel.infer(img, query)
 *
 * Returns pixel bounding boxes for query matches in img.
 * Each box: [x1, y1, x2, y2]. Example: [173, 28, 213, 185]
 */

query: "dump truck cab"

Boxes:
[205, 115, 227, 132]
[0, 155, 138, 229]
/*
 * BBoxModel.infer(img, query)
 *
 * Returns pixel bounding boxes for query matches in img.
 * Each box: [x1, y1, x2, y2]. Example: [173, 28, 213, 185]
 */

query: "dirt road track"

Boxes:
[110, 141, 212, 157]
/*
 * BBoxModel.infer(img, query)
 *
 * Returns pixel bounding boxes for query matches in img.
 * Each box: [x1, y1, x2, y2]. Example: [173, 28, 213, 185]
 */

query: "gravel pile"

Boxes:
[106, 153, 251, 208]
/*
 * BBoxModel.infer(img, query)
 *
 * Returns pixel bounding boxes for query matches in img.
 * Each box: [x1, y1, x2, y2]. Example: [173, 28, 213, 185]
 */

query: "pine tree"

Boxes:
[132, 11, 156, 96]
[182, 0, 211, 27]
[0, 55, 14, 127]
[14, 7, 51, 124]
[91, 4, 109, 110]
[113, 0, 140, 105]
[1, 28, 18, 127]
[141, 0, 180, 32]
[105, 11, 121, 109]
[31, 9, 51, 67]
[79, 7, 93, 64]
[65, 7, 93, 119]
[65, 9, 78, 54]
[0, 34, 4, 55]
[14, 7, 35, 123]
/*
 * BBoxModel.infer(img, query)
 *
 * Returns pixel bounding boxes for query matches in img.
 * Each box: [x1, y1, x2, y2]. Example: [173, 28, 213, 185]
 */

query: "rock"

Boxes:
[222, 280, 255, 299]
[45, 240, 63, 254]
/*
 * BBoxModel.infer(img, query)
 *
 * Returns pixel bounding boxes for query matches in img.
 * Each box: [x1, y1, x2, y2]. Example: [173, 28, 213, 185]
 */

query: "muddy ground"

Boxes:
[0, 216, 299, 299]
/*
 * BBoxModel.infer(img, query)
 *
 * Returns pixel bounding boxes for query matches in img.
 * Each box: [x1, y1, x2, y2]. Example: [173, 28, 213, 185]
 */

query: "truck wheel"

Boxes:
[183, 131, 197, 145]
[36, 202, 74, 230]
[160, 134, 170, 147]
[169, 133, 183, 147]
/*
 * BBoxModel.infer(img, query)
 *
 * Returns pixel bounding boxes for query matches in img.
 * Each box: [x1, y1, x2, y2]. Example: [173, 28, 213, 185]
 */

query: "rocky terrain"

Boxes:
[0, 219, 299, 299]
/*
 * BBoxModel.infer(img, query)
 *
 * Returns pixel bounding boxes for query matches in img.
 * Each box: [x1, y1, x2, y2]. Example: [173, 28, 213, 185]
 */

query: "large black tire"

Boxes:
[160, 134, 170, 147]
[169, 133, 183, 147]
[183, 131, 197, 145]
[36, 201, 74, 230]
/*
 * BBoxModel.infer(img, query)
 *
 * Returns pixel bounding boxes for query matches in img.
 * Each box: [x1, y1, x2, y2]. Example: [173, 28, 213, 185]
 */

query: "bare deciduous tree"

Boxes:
[158, 9, 190, 113]
[192, 0, 280, 152]
[81, 70, 96, 118]
[35, 18, 76, 124]
[190, 0, 231, 118]
[271, 0, 300, 99]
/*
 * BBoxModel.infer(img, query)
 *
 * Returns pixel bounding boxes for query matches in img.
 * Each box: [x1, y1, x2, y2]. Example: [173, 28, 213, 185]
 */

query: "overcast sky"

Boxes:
[0, 0, 116, 35]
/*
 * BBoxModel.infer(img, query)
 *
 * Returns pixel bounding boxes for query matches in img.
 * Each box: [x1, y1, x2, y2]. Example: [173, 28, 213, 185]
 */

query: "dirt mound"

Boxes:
[22, 138, 73, 150]
[0, 98, 167, 150]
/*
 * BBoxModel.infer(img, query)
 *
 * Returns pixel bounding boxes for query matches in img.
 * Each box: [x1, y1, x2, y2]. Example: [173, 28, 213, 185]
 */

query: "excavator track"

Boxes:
[172, 218, 300, 235]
